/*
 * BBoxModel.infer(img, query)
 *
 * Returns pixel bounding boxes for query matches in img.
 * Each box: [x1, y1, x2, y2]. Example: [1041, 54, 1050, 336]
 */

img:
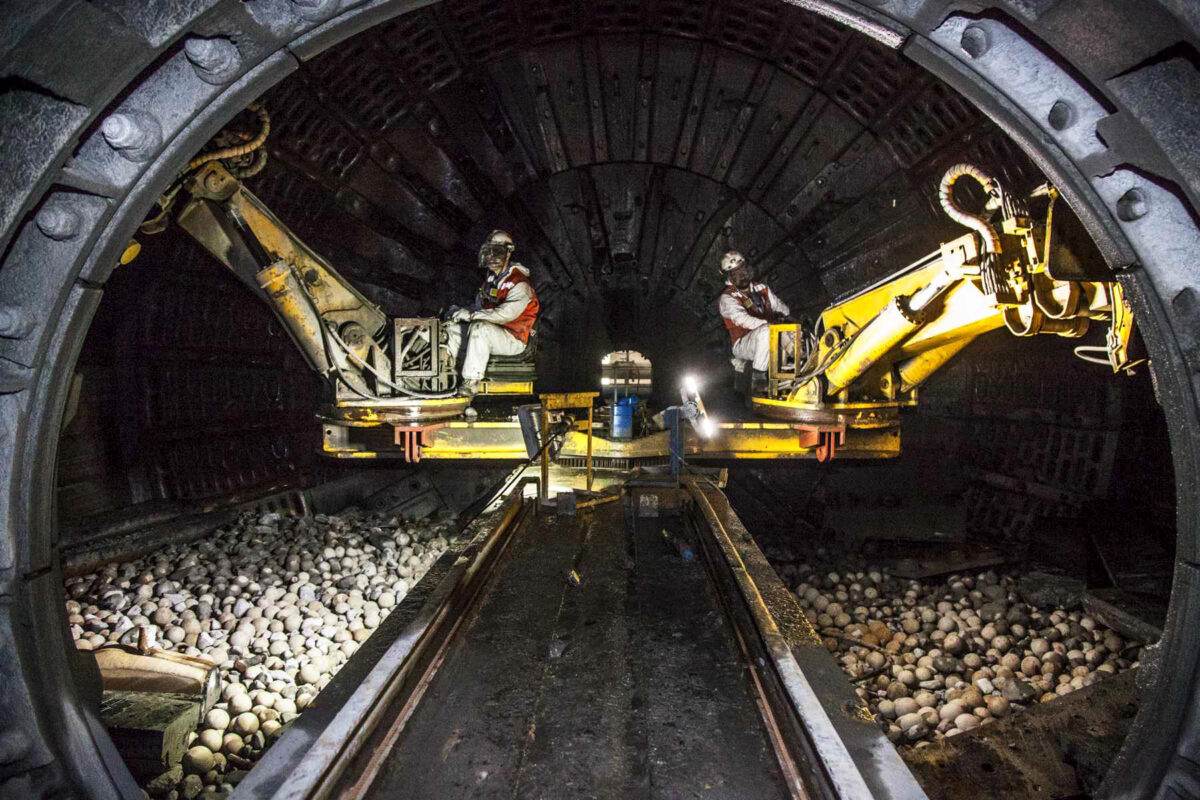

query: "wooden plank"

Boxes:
[1084, 588, 1165, 644]
[889, 548, 1008, 579]
[100, 690, 200, 778]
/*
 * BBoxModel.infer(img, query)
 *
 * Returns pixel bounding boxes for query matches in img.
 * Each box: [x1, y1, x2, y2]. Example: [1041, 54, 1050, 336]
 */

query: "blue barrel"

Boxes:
[611, 395, 637, 439]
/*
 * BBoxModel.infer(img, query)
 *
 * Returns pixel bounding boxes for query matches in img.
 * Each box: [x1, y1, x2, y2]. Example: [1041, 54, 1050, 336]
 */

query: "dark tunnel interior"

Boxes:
[43, 1, 1182, 798]
[57, 0, 1174, 557]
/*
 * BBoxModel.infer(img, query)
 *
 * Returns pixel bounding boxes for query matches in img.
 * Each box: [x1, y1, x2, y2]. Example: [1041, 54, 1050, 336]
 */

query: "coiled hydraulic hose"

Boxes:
[229, 147, 268, 179]
[938, 163, 1002, 256]
[188, 103, 271, 170]
[939, 163, 1006, 295]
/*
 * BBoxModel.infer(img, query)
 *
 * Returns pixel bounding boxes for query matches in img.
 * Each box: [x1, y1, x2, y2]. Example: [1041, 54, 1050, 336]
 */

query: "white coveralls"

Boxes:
[446, 276, 534, 381]
[719, 283, 791, 372]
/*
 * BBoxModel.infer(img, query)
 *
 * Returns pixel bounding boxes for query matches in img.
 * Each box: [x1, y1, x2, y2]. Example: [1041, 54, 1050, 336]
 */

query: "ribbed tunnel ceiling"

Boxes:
[242, 0, 1045, 365]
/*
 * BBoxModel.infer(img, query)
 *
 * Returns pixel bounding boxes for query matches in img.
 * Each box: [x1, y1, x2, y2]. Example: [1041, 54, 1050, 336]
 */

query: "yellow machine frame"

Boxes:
[321, 419, 895, 462]
[481, 379, 535, 396]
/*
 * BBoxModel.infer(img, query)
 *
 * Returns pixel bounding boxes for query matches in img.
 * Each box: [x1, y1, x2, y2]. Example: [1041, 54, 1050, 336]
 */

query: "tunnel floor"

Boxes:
[365, 502, 789, 799]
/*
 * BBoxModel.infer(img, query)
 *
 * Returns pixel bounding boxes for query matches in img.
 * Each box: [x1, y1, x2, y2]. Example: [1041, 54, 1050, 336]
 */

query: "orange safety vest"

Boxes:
[720, 282, 774, 344]
[480, 264, 539, 344]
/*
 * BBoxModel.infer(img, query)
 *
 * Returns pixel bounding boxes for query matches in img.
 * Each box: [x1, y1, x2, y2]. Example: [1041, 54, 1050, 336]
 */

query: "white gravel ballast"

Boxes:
[65, 508, 453, 799]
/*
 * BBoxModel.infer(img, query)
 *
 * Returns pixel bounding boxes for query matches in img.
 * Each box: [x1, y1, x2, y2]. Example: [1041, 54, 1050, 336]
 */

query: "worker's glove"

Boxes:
[449, 308, 472, 323]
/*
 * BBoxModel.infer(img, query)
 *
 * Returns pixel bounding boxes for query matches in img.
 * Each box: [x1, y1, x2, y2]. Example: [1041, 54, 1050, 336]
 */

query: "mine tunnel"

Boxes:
[2, 2, 1199, 799]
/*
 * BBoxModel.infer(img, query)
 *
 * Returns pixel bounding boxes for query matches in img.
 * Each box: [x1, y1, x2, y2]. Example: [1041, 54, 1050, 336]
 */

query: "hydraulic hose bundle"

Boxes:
[141, 104, 272, 234]
[188, 103, 271, 172]
[938, 162, 1004, 295]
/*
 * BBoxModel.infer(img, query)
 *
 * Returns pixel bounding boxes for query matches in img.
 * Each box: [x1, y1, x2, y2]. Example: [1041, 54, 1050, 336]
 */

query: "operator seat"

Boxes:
[482, 322, 538, 384]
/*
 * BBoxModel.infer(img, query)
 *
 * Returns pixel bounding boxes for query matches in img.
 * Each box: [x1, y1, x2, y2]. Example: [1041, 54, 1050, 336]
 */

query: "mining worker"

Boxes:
[446, 230, 540, 396]
[718, 250, 791, 386]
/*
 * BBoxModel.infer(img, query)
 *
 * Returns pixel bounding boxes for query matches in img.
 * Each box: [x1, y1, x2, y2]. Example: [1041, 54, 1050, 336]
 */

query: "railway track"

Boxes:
[231, 477, 924, 800]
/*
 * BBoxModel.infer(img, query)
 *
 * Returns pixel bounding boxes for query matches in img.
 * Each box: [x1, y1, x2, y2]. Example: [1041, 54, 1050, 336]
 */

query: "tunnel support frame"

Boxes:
[0, 1, 1198, 797]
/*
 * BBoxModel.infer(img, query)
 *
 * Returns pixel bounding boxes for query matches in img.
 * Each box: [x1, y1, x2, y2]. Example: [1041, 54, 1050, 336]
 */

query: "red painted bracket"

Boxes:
[814, 428, 845, 463]
[790, 421, 847, 463]
[393, 423, 446, 463]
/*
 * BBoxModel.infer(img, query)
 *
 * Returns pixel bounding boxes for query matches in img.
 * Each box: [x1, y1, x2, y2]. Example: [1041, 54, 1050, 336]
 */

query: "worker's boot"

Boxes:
[733, 368, 749, 398]
[457, 379, 480, 397]
[750, 370, 768, 395]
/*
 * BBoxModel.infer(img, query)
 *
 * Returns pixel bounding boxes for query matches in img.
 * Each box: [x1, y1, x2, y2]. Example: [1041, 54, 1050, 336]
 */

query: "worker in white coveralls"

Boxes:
[446, 230, 540, 396]
[717, 251, 792, 388]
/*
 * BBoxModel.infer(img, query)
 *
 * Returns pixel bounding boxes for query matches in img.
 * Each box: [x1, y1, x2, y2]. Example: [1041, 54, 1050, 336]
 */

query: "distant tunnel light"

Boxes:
[601, 350, 653, 394]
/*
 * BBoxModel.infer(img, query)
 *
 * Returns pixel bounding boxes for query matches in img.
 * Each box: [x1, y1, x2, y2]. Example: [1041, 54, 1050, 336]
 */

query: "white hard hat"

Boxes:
[479, 229, 515, 269]
[720, 251, 746, 274]
[485, 229, 515, 251]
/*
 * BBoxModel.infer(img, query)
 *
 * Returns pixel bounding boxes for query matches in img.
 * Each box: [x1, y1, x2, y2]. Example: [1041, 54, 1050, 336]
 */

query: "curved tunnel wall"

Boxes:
[56, 232, 327, 533]
[2, 0, 1198, 798]
[53, 0, 1175, 607]
[54, 0, 1096, 528]
[48, 0, 1177, 622]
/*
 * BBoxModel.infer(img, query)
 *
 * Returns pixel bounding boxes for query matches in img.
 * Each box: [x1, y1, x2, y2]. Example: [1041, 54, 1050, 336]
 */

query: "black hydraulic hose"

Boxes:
[201, 157, 458, 401]
[283, 246, 375, 401]
[231, 206, 371, 401]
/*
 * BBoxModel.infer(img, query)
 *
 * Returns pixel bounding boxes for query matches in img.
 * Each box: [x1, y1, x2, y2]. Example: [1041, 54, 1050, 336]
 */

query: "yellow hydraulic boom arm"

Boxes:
[168, 161, 472, 419]
[753, 164, 1136, 428]
[176, 162, 392, 398]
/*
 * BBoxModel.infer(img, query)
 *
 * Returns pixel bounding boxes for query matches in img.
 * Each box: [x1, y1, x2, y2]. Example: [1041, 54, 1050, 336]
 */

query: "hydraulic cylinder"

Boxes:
[896, 336, 977, 392]
[257, 262, 332, 375]
[824, 297, 923, 393]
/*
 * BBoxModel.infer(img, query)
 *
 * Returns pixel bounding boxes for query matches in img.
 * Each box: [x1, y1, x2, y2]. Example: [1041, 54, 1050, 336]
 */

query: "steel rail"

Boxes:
[237, 477, 919, 800]
[716, 578, 812, 799]
[685, 482, 880, 800]
[232, 479, 536, 800]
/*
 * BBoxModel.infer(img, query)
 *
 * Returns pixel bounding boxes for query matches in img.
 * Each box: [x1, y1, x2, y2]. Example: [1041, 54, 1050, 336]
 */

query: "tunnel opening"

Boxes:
[2, 1, 1198, 799]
